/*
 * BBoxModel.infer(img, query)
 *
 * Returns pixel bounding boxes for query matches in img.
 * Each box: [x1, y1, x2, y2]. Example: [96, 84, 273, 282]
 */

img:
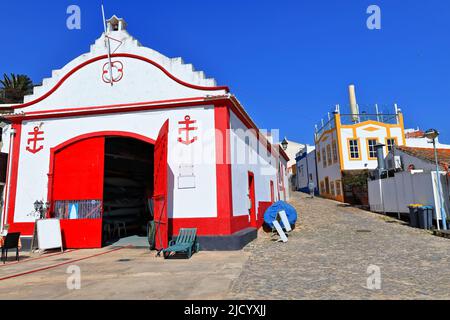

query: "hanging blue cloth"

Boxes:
[263, 201, 298, 228]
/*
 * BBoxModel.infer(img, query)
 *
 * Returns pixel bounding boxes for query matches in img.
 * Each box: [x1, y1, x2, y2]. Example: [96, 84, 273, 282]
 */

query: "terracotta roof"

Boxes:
[396, 146, 450, 170]
[405, 130, 425, 139]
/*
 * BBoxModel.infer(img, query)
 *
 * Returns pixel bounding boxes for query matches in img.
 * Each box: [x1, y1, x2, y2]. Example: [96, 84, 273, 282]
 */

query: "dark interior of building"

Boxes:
[102, 137, 154, 245]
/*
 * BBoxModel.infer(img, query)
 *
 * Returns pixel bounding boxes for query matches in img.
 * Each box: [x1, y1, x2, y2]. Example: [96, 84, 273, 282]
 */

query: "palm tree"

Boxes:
[0, 73, 34, 103]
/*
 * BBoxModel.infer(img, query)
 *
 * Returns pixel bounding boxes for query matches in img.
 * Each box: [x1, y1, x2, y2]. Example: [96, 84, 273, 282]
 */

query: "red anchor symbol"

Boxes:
[178, 115, 198, 145]
[26, 127, 45, 154]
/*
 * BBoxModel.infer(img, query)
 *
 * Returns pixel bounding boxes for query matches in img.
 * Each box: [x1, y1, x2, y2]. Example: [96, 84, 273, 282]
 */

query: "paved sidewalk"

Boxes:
[2, 192, 450, 299]
[229, 192, 450, 300]
[0, 247, 248, 300]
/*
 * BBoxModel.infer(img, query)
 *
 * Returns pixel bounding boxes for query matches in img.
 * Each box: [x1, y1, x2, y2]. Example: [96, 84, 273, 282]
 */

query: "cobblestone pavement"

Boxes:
[229, 192, 450, 300]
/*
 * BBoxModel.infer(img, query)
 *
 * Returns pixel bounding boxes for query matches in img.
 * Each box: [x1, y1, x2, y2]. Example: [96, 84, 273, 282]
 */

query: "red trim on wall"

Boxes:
[11, 216, 257, 239]
[6, 95, 287, 163]
[169, 217, 231, 236]
[214, 104, 233, 235]
[8, 222, 34, 235]
[270, 180, 275, 203]
[60, 219, 103, 249]
[23, 96, 208, 117]
[46, 131, 155, 213]
[257, 201, 272, 228]
[12, 53, 229, 110]
[6, 123, 22, 227]
[231, 215, 251, 234]
[2, 134, 13, 227]
[52, 131, 155, 152]
[248, 171, 257, 228]
[227, 98, 289, 162]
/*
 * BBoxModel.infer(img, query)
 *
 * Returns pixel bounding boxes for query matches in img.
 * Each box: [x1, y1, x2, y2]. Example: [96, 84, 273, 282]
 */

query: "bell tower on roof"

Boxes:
[106, 15, 127, 32]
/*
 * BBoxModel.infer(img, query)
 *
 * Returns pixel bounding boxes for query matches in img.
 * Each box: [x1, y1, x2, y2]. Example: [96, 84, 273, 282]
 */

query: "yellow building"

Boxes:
[314, 86, 406, 204]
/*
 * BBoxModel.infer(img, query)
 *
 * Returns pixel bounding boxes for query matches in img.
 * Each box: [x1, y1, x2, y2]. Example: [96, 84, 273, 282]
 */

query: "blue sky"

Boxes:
[2, 0, 450, 145]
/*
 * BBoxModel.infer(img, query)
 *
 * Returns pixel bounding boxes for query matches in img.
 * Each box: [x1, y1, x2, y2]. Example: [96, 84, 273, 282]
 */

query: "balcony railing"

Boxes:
[338, 113, 399, 126]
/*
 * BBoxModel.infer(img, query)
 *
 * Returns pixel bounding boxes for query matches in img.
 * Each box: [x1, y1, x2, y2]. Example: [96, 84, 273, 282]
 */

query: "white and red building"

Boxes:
[0, 16, 289, 250]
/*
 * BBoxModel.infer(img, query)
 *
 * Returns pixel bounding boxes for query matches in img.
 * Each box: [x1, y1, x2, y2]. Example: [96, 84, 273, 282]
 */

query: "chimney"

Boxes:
[348, 84, 359, 122]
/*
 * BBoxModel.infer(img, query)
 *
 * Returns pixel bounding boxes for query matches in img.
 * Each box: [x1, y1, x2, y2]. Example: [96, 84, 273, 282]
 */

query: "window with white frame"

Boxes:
[386, 138, 396, 153]
[367, 139, 378, 159]
[349, 139, 360, 159]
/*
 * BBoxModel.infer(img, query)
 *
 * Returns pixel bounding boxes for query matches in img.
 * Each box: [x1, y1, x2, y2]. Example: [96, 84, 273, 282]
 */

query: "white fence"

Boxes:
[368, 171, 450, 220]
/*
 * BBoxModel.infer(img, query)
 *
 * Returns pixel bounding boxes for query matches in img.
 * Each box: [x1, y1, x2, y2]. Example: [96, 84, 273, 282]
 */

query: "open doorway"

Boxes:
[102, 137, 154, 246]
[248, 171, 256, 227]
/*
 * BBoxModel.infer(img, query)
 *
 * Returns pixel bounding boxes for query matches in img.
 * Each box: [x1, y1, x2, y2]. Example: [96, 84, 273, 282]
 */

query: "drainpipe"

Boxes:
[1, 121, 14, 232]
[375, 143, 386, 214]
[432, 138, 448, 230]
[304, 149, 310, 192]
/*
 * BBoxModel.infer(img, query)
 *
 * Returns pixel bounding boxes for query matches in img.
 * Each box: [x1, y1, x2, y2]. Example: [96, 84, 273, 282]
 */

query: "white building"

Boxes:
[0, 15, 289, 250]
[405, 128, 450, 149]
[295, 145, 318, 194]
[314, 85, 406, 203]
[281, 139, 304, 194]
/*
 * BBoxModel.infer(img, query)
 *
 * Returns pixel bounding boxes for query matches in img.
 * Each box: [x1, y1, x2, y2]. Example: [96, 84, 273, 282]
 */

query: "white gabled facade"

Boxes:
[0, 15, 289, 250]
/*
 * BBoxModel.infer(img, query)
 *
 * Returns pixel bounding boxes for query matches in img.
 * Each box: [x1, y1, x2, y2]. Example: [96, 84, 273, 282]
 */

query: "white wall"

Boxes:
[296, 146, 317, 191]
[316, 129, 341, 195]
[340, 124, 404, 171]
[12, 105, 218, 223]
[368, 171, 450, 219]
[7, 23, 231, 225]
[23, 29, 226, 113]
[1, 124, 11, 154]
[229, 111, 279, 219]
[406, 137, 450, 149]
[284, 140, 304, 169]
[386, 149, 437, 172]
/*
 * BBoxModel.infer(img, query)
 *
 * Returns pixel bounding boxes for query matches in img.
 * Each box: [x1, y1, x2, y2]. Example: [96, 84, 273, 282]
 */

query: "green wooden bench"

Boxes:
[162, 228, 200, 259]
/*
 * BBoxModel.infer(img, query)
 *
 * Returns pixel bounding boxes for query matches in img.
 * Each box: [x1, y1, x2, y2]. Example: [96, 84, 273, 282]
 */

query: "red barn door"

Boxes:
[153, 120, 169, 250]
[51, 137, 105, 248]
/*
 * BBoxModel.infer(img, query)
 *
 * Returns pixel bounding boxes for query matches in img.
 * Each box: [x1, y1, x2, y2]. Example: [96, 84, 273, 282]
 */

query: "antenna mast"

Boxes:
[101, 4, 114, 86]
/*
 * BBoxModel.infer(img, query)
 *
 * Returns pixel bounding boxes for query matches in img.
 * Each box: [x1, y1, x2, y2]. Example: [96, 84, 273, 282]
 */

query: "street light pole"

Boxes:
[432, 137, 447, 230]
[425, 129, 448, 230]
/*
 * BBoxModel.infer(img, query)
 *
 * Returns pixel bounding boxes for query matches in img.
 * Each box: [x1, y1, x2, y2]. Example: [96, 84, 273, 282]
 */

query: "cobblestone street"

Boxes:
[229, 192, 450, 300]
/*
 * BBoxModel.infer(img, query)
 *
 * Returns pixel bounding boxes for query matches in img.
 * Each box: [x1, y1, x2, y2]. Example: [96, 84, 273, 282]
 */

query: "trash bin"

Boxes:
[417, 206, 428, 229]
[422, 206, 434, 230]
[408, 204, 421, 228]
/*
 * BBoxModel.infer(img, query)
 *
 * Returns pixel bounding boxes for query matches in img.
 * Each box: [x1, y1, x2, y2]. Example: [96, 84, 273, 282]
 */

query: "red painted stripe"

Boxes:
[0, 249, 77, 268]
[6, 123, 21, 227]
[7, 97, 217, 122]
[12, 53, 229, 110]
[53, 131, 155, 154]
[0, 246, 129, 282]
[23, 96, 208, 117]
[1, 133, 13, 227]
[214, 104, 233, 235]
